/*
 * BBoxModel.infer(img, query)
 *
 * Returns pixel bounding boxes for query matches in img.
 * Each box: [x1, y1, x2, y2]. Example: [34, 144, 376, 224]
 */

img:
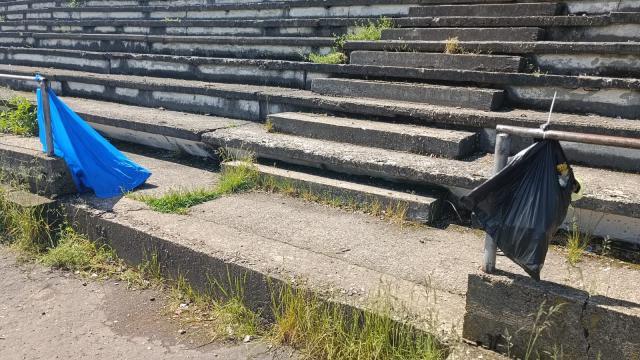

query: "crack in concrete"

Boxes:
[580, 293, 592, 357]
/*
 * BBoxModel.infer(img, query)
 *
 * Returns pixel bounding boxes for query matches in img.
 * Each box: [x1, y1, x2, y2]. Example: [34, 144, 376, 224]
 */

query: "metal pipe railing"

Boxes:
[482, 124, 640, 273]
[0, 73, 54, 157]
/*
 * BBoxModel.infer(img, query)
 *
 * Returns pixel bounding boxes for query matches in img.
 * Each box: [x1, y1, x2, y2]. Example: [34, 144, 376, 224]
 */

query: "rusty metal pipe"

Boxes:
[496, 125, 640, 150]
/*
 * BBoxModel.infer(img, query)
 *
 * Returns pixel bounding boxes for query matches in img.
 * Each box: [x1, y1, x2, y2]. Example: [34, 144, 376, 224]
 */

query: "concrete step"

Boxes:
[1, 0, 420, 20]
[267, 112, 478, 158]
[0, 65, 638, 173]
[0, 17, 372, 37]
[203, 122, 640, 244]
[344, 40, 640, 77]
[381, 27, 544, 42]
[7, 46, 640, 93]
[349, 51, 524, 72]
[311, 78, 505, 111]
[408, 3, 563, 17]
[0, 32, 334, 60]
[223, 160, 443, 223]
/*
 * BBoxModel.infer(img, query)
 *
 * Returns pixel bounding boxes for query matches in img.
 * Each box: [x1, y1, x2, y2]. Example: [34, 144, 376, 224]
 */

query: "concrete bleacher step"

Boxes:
[408, 3, 563, 17]
[222, 160, 443, 224]
[381, 27, 545, 42]
[203, 123, 640, 241]
[344, 40, 640, 77]
[0, 0, 419, 21]
[349, 51, 524, 72]
[0, 18, 372, 37]
[311, 78, 505, 111]
[0, 32, 335, 60]
[267, 112, 478, 158]
[0, 65, 638, 172]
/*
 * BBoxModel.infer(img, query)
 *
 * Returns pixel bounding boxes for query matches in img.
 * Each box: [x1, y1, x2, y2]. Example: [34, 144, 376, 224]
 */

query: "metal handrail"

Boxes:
[482, 124, 640, 273]
[0, 73, 54, 157]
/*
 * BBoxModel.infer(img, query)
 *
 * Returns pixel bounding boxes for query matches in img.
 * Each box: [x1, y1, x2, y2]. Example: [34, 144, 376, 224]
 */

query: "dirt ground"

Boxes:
[0, 245, 295, 360]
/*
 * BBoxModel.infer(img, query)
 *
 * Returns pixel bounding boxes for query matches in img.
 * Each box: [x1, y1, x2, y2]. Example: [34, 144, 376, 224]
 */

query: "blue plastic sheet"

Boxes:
[36, 84, 151, 198]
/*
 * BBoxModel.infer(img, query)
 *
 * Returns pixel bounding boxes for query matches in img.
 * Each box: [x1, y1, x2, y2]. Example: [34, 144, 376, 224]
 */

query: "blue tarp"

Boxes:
[36, 82, 151, 198]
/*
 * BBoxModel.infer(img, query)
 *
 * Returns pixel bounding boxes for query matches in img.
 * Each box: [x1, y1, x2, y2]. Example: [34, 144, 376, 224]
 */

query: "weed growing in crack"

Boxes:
[308, 17, 393, 64]
[0, 96, 38, 136]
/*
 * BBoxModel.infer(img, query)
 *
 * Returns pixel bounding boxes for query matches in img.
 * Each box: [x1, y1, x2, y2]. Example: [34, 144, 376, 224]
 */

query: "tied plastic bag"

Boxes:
[461, 140, 579, 280]
[37, 83, 151, 198]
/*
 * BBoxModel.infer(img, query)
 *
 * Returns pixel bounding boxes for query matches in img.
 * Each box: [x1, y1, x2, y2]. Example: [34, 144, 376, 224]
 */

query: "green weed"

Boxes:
[40, 225, 115, 272]
[169, 273, 262, 341]
[308, 51, 347, 64]
[0, 96, 38, 136]
[337, 17, 394, 47]
[0, 188, 52, 254]
[443, 37, 463, 54]
[270, 285, 444, 360]
[566, 219, 590, 266]
[131, 160, 258, 214]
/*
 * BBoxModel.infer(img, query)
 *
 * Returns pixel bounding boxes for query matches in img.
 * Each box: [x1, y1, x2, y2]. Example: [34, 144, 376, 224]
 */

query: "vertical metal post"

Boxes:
[39, 78, 54, 157]
[482, 132, 512, 273]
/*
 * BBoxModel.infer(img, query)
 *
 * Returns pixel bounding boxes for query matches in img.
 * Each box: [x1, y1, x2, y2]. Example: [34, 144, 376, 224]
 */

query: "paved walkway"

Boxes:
[0, 246, 294, 360]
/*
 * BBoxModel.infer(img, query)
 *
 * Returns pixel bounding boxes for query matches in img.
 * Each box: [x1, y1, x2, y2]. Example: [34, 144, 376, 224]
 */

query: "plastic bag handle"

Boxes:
[540, 91, 558, 136]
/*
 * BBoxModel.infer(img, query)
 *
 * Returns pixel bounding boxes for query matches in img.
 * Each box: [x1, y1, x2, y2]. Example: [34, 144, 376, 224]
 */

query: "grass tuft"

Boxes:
[270, 285, 444, 360]
[0, 96, 38, 136]
[308, 17, 393, 64]
[40, 225, 114, 271]
[169, 272, 262, 341]
[443, 37, 463, 54]
[308, 51, 347, 64]
[0, 189, 52, 254]
[565, 220, 590, 266]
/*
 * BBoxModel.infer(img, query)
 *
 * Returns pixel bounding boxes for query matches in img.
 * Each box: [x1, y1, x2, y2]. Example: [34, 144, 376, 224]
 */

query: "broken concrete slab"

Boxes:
[408, 3, 562, 17]
[381, 27, 544, 42]
[311, 78, 505, 111]
[349, 51, 524, 73]
[223, 160, 443, 223]
[267, 112, 478, 158]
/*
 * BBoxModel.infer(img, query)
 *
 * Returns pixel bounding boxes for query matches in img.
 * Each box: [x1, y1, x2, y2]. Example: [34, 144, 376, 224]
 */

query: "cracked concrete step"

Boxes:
[0, 32, 335, 60]
[311, 78, 505, 111]
[344, 40, 640, 77]
[349, 51, 524, 72]
[267, 112, 478, 158]
[202, 123, 640, 236]
[223, 160, 443, 224]
[381, 27, 545, 42]
[408, 3, 563, 17]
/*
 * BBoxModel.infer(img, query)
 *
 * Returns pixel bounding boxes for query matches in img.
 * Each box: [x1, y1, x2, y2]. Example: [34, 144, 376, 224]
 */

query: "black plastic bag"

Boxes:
[461, 140, 579, 280]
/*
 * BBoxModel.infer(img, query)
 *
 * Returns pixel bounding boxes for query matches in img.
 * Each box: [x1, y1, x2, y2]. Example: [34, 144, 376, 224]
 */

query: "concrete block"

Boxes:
[463, 272, 640, 359]
[463, 273, 589, 357]
[349, 51, 524, 73]
[381, 27, 544, 42]
[0, 135, 76, 197]
[408, 3, 562, 17]
[311, 78, 505, 111]
[267, 112, 478, 158]
[222, 161, 443, 224]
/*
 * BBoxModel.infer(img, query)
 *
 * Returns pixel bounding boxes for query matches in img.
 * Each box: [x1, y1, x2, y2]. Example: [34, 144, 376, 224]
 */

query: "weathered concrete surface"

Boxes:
[5, 47, 640, 90]
[0, 134, 75, 197]
[202, 123, 640, 224]
[0, 245, 294, 360]
[3, 32, 335, 60]
[408, 3, 562, 17]
[311, 78, 505, 111]
[349, 51, 524, 73]
[381, 27, 544, 42]
[56, 146, 640, 356]
[223, 160, 443, 223]
[344, 40, 640, 56]
[268, 111, 478, 158]
[464, 272, 640, 359]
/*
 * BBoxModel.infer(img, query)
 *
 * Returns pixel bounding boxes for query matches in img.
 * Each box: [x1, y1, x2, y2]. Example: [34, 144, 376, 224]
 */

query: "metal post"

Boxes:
[39, 78, 54, 157]
[482, 133, 511, 273]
